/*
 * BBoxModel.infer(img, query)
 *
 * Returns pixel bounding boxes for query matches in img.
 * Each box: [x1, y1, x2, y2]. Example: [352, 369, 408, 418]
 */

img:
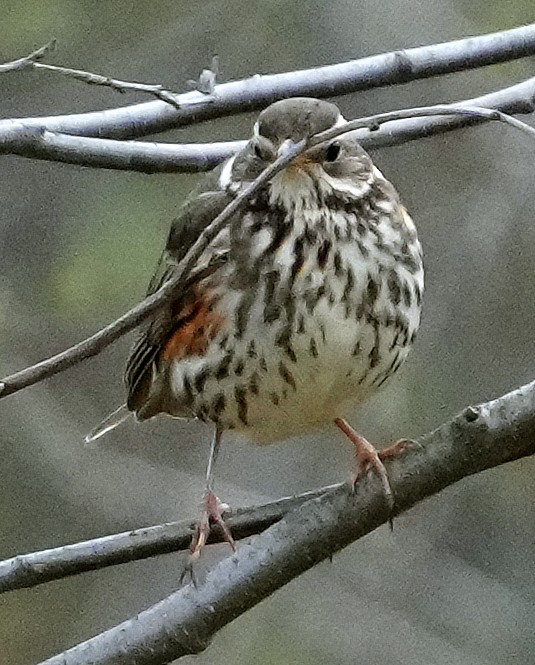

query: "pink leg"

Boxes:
[182, 427, 235, 582]
[190, 490, 235, 562]
[335, 418, 406, 511]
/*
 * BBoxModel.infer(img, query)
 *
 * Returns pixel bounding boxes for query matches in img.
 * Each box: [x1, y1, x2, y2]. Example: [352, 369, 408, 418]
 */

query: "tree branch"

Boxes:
[34, 380, 535, 665]
[1, 76, 534, 172]
[0, 39, 56, 73]
[1, 24, 535, 141]
[1, 103, 534, 401]
[0, 485, 337, 594]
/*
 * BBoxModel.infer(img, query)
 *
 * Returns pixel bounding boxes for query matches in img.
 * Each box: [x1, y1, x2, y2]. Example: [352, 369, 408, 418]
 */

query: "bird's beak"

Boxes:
[277, 139, 297, 159]
[277, 139, 313, 169]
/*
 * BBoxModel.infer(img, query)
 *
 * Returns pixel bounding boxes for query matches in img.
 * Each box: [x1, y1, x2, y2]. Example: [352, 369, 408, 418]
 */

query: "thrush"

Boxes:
[88, 97, 424, 559]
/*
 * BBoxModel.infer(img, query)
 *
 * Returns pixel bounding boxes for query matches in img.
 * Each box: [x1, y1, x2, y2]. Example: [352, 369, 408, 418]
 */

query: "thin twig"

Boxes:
[1, 102, 534, 400]
[31, 62, 184, 110]
[1, 24, 535, 140]
[0, 40, 56, 73]
[0, 485, 338, 594]
[34, 381, 535, 665]
[2, 76, 534, 172]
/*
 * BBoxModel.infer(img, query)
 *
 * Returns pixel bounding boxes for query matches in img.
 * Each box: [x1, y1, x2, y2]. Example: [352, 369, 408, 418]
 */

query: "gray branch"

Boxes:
[1, 24, 535, 142]
[1, 76, 534, 172]
[35, 380, 535, 665]
[0, 485, 336, 593]
[0, 39, 56, 73]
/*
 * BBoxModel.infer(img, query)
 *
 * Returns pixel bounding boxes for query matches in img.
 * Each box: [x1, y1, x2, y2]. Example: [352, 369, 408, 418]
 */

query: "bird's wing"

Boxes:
[125, 187, 236, 413]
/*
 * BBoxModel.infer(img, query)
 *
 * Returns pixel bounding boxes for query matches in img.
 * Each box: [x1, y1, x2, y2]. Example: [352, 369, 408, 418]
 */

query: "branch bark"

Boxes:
[34, 380, 535, 665]
[1, 76, 534, 172]
[0, 485, 336, 593]
[1, 24, 535, 142]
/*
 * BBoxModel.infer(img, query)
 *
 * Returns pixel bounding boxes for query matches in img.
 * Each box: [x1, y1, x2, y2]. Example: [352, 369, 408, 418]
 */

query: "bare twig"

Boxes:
[1, 24, 535, 140]
[0, 485, 337, 593]
[32, 61, 184, 109]
[34, 380, 535, 665]
[0, 40, 56, 73]
[1, 102, 534, 400]
[2, 76, 534, 172]
[186, 56, 219, 95]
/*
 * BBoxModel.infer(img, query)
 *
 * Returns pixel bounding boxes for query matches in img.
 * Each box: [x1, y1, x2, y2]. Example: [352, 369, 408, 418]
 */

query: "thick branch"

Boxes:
[1, 24, 535, 141]
[36, 380, 535, 665]
[1, 76, 534, 172]
[2, 103, 533, 401]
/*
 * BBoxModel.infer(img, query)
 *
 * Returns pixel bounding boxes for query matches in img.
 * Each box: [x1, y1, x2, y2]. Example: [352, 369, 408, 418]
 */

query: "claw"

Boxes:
[335, 418, 410, 518]
[180, 490, 234, 584]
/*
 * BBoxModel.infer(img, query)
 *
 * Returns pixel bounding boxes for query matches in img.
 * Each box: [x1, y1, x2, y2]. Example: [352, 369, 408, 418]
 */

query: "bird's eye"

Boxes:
[324, 142, 341, 162]
[253, 140, 271, 161]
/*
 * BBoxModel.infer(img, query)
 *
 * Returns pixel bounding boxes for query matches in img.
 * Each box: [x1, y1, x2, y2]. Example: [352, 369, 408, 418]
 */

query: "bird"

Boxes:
[87, 97, 424, 560]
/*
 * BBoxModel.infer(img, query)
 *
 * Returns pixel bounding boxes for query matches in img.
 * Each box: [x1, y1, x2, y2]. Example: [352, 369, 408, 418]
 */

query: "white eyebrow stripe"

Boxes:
[218, 154, 237, 190]
[334, 113, 347, 127]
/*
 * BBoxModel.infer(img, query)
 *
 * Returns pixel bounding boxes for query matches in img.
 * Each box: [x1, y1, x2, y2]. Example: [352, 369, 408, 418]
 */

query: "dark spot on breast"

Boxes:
[387, 270, 401, 305]
[369, 341, 380, 369]
[235, 358, 245, 376]
[317, 239, 331, 269]
[366, 274, 380, 304]
[249, 372, 260, 396]
[356, 238, 370, 258]
[291, 235, 306, 282]
[415, 282, 423, 306]
[279, 361, 297, 391]
[309, 337, 319, 357]
[216, 352, 233, 380]
[401, 281, 413, 307]
[333, 251, 343, 276]
[212, 393, 226, 417]
[270, 392, 280, 405]
[234, 386, 248, 425]
[343, 267, 355, 302]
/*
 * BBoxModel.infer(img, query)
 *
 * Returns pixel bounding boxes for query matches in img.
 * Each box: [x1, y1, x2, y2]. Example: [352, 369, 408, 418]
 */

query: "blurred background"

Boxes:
[1, 2, 534, 664]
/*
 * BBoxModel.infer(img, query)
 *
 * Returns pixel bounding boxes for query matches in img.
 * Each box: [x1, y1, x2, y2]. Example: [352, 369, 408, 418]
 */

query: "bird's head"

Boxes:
[228, 97, 377, 209]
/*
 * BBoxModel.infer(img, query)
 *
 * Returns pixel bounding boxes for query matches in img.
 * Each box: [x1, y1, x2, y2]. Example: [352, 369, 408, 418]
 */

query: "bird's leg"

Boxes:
[189, 426, 235, 563]
[334, 417, 404, 512]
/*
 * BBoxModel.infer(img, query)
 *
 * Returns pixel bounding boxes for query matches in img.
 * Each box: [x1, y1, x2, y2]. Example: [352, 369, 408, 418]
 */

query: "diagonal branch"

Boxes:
[1, 24, 535, 141]
[1, 76, 534, 172]
[35, 380, 535, 665]
[1, 102, 534, 401]
[0, 485, 337, 594]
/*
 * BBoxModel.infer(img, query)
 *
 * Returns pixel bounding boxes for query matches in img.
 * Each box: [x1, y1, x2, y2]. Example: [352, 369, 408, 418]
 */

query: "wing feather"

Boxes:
[125, 188, 235, 413]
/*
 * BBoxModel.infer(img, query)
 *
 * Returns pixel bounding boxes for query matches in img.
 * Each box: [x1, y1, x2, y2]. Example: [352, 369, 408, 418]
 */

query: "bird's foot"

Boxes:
[335, 418, 410, 514]
[181, 491, 235, 584]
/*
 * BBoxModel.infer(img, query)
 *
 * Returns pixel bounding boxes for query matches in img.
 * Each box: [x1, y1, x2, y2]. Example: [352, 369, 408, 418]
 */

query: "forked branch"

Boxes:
[32, 380, 535, 665]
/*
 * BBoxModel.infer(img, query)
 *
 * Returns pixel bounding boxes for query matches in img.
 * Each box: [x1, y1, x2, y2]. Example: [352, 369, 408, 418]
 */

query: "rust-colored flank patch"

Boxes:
[162, 297, 226, 361]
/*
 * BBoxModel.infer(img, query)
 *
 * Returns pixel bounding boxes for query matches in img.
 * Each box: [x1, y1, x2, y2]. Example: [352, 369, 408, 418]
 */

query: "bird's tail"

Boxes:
[84, 404, 131, 445]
